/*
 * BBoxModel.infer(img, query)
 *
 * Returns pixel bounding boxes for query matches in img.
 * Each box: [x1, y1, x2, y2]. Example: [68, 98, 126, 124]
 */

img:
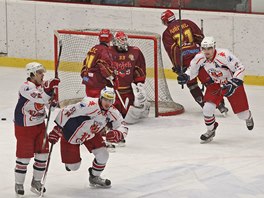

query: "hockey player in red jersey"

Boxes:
[81, 29, 117, 97]
[177, 37, 254, 143]
[109, 31, 150, 123]
[48, 87, 128, 188]
[161, 9, 228, 114]
[14, 62, 60, 197]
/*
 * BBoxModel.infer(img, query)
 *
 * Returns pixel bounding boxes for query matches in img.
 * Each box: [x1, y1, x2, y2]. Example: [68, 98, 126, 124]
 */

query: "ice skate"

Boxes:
[246, 111, 254, 130]
[106, 142, 116, 152]
[200, 122, 218, 144]
[15, 183, 24, 197]
[30, 178, 46, 195]
[117, 139, 126, 147]
[88, 168, 111, 188]
[217, 101, 228, 117]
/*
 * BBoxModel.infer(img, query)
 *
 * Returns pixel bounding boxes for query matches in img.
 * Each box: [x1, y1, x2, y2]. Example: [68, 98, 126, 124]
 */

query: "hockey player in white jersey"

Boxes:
[177, 37, 254, 143]
[48, 86, 128, 188]
[14, 62, 60, 197]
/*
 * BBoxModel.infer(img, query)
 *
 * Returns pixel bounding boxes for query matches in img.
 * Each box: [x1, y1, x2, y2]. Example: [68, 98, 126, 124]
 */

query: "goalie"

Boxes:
[109, 31, 150, 124]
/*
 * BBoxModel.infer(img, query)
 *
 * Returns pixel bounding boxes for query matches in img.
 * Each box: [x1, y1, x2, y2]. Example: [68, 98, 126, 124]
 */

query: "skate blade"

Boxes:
[89, 183, 112, 189]
[16, 194, 24, 198]
[30, 187, 41, 196]
[200, 137, 214, 144]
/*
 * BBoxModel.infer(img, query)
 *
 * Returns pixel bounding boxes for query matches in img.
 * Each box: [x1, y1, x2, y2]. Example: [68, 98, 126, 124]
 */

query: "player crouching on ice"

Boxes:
[177, 37, 254, 143]
[48, 86, 128, 188]
[14, 62, 60, 197]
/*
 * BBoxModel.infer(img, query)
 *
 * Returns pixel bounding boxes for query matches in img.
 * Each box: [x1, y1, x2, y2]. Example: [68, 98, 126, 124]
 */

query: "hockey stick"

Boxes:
[200, 19, 205, 92]
[178, 0, 184, 89]
[109, 79, 129, 110]
[39, 143, 54, 197]
[41, 37, 63, 150]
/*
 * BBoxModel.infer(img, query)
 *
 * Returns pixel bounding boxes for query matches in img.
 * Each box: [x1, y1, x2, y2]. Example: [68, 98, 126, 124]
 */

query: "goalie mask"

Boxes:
[161, 10, 175, 25]
[99, 29, 113, 44]
[113, 31, 129, 52]
[25, 62, 46, 77]
[100, 86, 116, 110]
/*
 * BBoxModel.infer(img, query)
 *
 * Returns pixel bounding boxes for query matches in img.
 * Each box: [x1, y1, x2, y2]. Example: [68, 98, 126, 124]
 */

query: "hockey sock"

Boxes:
[204, 115, 215, 131]
[15, 158, 30, 184]
[91, 159, 106, 177]
[33, 153, 48, 181]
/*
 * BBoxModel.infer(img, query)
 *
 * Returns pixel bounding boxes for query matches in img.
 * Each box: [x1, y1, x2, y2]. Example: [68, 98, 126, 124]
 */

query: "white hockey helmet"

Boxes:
[25, 62, 46, 77]
[201, 36, 216, 49]
[100, 86, 116, 103]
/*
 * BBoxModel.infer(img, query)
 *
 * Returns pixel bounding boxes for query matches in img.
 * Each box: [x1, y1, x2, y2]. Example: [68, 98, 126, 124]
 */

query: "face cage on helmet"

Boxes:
[114, 37, 128, 52]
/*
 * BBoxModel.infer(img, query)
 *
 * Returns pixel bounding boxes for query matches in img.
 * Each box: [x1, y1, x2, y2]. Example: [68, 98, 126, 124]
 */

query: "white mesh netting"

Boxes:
[55, 28, 184, 117]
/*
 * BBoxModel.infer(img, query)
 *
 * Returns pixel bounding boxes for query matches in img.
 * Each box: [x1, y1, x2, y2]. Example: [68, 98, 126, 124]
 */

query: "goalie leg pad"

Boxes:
[125, 103, 150, 124]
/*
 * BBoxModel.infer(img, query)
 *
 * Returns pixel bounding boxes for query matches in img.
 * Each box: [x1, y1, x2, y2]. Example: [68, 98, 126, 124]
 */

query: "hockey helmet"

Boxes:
[161, 10, 175, 25]
[201, 37, 216, 49]
[113, 31, 129, 52]
[25, 62, 46, 77]
[98, 29, 113, 43]
[100, 86, 116, 103]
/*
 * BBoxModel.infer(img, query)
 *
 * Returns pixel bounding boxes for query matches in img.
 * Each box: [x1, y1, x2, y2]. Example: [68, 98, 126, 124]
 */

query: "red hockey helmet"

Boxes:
[113, 31, 129, 52]
[161, 10, 175, 25]
[99, 29, 113, 43]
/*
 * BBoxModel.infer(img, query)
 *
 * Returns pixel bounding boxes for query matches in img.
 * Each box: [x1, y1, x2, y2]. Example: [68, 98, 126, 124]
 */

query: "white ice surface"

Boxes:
[0, 66, 264, 198]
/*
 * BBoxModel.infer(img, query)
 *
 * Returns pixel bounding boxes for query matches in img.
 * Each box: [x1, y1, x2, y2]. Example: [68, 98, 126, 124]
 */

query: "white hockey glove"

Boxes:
[132, 82, 147, 108]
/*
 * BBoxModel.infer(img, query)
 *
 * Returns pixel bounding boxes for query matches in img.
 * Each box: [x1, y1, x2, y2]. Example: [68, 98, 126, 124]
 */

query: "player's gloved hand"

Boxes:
[172, 66, 187, 75]
[90, 123, 100, 134]
[106, 130, 124, 143]
[221, 78, 243, 97]
[177, 73, 190, 85]
[113, 75, 119, 90]
[48, 125, 62, 144]
[43, 78, 60, 96]
[81, 66, 89, 83]
[132, 82, 147, 108]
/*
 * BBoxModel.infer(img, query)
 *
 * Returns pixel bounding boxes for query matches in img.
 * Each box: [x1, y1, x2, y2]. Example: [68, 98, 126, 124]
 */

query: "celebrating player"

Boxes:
[14, 62, 60, 196]
[109, 31, 150, 123]
[161, 9, 228, 114]
[48, 86, 128, 188]
[177, 37, 254, 143]
[80, 29, 117, 97]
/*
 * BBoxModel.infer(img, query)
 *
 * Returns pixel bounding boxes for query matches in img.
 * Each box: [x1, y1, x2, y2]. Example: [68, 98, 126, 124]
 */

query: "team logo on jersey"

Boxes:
[34, 103, 44, 111]
[88, 101, 96, 107]
[219, 52, 226, 57]
[208, 69, 223, 78]
[128, 54, 135, 61]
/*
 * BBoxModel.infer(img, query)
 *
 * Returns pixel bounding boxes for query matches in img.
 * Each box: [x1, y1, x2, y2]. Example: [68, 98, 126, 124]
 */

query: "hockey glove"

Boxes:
[177, 73, 190, 85]
[132, 82, 147, 108]
[172, 66, 187, 75]
[81, 66, 89, 84]
[222, 78, 243, 97]
[48, 125, 62, 144]
[43, 78, 60, 96]
[106, 130, 124, 143]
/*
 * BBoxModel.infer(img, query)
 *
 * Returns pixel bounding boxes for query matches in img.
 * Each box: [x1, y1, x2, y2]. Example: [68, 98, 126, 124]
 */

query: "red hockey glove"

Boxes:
[106, 130, 124, 143]
[81, 66, 88, 78]
[48, 125, 62, 144]
[44, 78, 60, 96]
[113, 75, 119, 90]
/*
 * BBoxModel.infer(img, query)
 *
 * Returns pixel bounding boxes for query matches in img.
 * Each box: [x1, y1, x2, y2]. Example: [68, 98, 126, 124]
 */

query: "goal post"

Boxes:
[54, 28, 184, 117]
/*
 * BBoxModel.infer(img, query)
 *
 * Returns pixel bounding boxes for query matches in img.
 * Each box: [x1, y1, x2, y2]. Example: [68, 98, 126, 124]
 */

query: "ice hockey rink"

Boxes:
[1, 66, 264, 198]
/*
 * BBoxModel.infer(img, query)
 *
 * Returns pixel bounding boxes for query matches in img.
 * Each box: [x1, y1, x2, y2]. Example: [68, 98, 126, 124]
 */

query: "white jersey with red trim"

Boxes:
[54, 97, 128, 144]
[14, 81, 51, 127]
[186, 48, 245, 84]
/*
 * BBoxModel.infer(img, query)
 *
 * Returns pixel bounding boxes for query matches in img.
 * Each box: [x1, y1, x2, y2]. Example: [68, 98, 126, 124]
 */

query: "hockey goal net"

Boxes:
[54, 28, 184, 117]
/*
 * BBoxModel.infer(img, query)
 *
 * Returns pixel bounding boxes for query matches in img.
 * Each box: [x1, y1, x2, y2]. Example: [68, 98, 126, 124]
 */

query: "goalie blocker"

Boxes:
[125, 83, 150, 124]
